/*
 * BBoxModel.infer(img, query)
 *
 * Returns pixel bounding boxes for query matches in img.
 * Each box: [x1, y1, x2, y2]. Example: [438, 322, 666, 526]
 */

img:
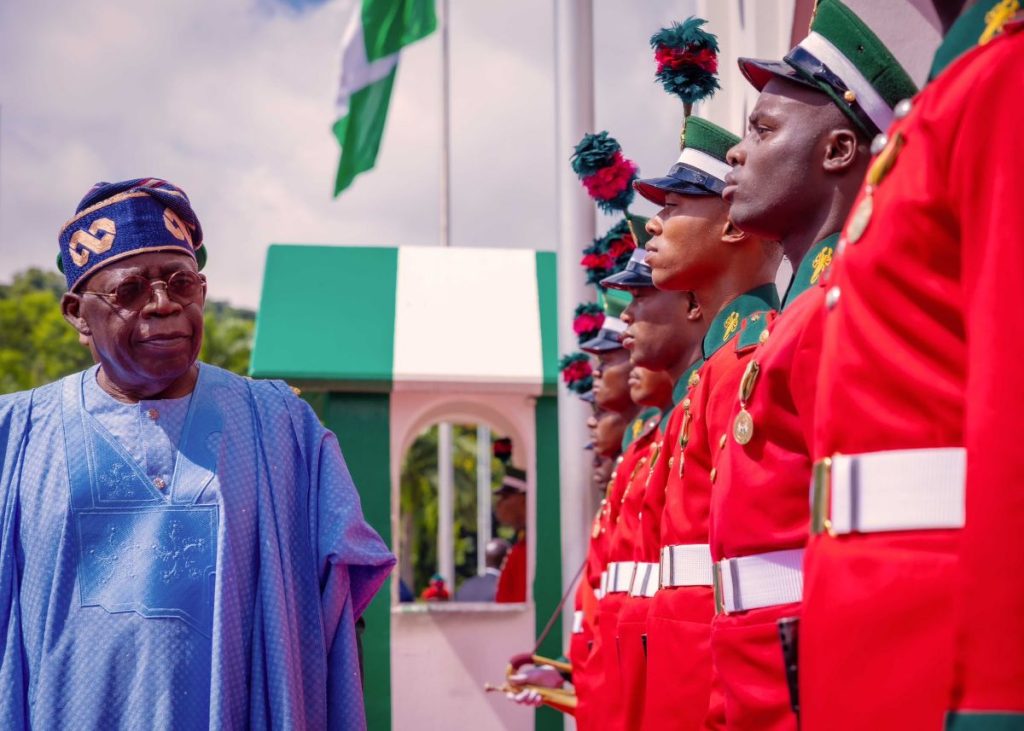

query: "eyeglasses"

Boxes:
[81, 270, 205, 311]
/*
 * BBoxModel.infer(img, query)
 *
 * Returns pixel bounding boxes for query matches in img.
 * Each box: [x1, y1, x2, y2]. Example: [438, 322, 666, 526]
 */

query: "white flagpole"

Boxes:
[439, 0, 452, 247]
[554, 0, 595, 660]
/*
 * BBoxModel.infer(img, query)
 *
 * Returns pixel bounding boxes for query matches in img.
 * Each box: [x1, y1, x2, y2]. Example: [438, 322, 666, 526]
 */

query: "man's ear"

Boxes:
[823, 128, 863, 173]
[686, 291, 703, 322]
[721, 217, 747, 244]
[61, 293, 91, 337]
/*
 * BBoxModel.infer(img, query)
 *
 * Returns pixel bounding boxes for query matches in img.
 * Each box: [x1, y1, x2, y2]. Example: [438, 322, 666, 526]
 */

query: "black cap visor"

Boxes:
[494, 485, 525, 497]
[738, 56, 817, 93]
[634, 163, 725, 206]
[600, 267, 653, 290]
[580, 329, 624, 354]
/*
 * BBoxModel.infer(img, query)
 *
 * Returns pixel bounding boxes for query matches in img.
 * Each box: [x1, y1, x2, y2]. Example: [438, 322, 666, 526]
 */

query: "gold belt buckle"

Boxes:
[811, 457, 835, 536]
[712, 561, 725, 615]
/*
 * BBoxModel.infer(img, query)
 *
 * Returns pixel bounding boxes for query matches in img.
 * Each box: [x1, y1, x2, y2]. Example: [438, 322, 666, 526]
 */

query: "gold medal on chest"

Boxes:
[846, 192, 873, 244]
[733, 409, 754, 445]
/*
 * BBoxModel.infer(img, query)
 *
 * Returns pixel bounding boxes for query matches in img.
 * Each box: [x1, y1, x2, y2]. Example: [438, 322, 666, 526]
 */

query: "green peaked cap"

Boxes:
[634, 116, 738, 205]
[580, 288, 631, 354]
[626, 212, 651, 248]
[681, 115, 738, 163]
[739, 0, 917, 137]
[600, 288, 631, 319]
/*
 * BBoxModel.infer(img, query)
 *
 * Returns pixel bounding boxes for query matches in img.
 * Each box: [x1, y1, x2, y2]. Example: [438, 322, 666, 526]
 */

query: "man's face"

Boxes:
[724, 77, 839, 241]
[588, 409, 628, 458]
[63, 252, 205, 394]
[621, 286, 696, 370]
[592, 454, 615, 492]
[628, 366, 673, 408]
[495, 492, 526, 530]
[643, 193, 730, 291]
[593, 348, 633, 413]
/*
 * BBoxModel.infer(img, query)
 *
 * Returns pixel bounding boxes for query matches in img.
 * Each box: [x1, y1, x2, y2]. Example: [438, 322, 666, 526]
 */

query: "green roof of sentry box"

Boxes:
[251, 245, 558, 395]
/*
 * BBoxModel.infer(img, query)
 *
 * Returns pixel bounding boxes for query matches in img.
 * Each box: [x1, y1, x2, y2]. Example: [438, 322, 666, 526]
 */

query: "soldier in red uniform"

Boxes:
[802, 1, 1024, 728]
[710, 1, 933, 727]
[637, 113, 782, 730]
[601, 245, 707, 730]
[507, 295, 649, 726]
[494, 465, 529, 603]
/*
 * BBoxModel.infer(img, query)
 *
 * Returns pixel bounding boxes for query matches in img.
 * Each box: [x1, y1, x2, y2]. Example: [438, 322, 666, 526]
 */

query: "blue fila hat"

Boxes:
[58, 178, 206, 291]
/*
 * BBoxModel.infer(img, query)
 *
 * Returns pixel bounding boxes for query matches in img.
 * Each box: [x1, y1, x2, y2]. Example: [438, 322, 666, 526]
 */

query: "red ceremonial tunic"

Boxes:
[570, 508, 605, 730]
[709, 238, 833, 731]
[617, 362, 703, 730]
[644, 285, 779, 731]
[592, 420, 659, 731]
[495, 533, 526, 603]
[574, 452, 625, 728]
[804, 24, 1024, 730]
[577, 420, 652, 726]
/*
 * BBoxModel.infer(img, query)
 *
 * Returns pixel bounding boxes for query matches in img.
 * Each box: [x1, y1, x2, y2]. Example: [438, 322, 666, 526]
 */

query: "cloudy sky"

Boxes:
[0, 0, 764, 309]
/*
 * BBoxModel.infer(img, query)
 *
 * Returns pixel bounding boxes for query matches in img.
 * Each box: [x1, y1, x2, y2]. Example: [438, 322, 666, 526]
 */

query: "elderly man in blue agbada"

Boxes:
[0, 178, 395, 729]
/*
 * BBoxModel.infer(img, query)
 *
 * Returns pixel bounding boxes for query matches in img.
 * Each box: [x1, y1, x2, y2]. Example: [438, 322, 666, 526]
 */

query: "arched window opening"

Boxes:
[397, 422, 526, 605]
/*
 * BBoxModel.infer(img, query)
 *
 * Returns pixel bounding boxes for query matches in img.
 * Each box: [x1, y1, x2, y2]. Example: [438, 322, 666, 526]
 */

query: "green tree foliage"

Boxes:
[398, 424, 511, 596]
[199, 302, 255, 377]
[0, 268, 256, 394]
[0, 269, 92, 393]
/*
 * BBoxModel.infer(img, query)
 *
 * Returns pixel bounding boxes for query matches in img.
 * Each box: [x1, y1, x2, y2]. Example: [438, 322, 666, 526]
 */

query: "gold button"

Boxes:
[719, 434, 727, 450]
[153, 477, 167, 490]
[759, 329, 770, 345]
[843, 90, 856, 103]
[710, 467, 718, 483]
[147, 408, 159, 420]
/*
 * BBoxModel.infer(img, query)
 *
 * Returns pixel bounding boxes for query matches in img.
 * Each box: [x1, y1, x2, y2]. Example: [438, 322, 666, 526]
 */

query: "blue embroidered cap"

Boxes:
[58, 177, 206, 291]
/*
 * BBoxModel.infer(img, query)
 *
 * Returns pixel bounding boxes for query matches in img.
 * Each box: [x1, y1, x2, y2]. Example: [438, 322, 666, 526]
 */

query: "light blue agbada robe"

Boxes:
[0, 363, 395, 729]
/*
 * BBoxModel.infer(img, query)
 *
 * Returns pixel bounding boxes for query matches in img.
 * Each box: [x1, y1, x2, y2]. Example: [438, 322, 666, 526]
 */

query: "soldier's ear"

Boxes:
[686, 291, 702, 322]
[823, 128, 863, 174]
[61, 293, 91, 337]
[721, 218, 746, 244]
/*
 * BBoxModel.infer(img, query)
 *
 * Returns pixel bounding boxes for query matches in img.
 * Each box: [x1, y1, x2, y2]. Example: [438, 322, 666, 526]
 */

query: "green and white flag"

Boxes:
[332, 0, 437, 197]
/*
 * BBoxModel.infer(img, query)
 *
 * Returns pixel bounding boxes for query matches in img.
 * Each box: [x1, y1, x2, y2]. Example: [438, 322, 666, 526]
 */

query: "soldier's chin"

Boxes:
[652, 267, 688, 293]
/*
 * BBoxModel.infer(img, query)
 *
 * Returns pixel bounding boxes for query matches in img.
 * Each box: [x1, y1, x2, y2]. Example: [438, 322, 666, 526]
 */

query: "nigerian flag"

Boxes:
[332, 0, 437, 197]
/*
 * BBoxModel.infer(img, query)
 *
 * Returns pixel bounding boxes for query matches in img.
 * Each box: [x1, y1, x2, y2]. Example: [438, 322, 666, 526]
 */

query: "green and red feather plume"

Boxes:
[650, 17, 720, 106]
[571, 132, 638, 214]
[559, 352, 594, 395]
[579, 218, 635, 285]
[573, 302, 605, 345]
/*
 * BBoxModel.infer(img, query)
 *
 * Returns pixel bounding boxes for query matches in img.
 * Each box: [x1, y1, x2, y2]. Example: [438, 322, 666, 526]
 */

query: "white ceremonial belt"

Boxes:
[606, 561, 637, 594]
[572, 610, 584, 634]
[658, 544, 713, 588]
[597, 570, 608, 599]
[628, 562, 660, 597]
[811, 447, 966, 536]
[713, 549, 804, 615]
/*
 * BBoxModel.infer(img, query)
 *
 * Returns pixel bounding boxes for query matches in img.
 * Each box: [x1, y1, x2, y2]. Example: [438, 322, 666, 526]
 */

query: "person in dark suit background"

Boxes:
[456, 538, 511, 602]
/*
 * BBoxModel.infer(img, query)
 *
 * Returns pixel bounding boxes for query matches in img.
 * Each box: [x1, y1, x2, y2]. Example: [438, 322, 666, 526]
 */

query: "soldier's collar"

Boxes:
[929, 0, 1017, 80]
[664, 359, 704, 431]
[702, 283, 780, 358]
[783, 233, 840, 309]
[621, 406, 662, 451]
